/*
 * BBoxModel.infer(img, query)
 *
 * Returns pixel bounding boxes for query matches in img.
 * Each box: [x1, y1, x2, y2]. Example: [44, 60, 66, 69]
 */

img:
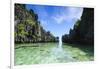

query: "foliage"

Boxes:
[14, 4, 58, 43]
[62, 8, 94, 45]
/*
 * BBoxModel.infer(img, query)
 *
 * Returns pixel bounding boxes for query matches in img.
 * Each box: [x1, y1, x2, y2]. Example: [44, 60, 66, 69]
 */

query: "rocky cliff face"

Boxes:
[62, 8, 94, 45]
[14, 4, 58, 43]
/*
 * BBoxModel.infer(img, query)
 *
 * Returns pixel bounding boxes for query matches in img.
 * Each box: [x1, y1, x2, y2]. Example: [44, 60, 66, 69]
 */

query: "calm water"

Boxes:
[15, 43, 94, 65]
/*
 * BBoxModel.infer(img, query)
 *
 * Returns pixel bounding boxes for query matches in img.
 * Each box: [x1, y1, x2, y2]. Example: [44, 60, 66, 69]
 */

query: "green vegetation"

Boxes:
[15, 4, 58, 43]
[62, 8, 94, 45]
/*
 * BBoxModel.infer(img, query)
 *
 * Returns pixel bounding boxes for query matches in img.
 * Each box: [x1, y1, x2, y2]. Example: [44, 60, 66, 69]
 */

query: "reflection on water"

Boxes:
[58, 36, 63, 52]
[15, 42, 94, 65]
[51, 36, 76, 62]
[58, 36, 62, 48]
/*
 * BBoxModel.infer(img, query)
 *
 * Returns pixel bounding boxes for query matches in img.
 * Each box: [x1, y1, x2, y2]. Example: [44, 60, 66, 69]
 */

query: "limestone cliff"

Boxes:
[14, 4, 58, 43]
[62, 8, 94, 45]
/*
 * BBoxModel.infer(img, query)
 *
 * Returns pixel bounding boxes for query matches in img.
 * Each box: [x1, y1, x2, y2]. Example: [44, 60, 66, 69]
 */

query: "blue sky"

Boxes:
[26, 4, 83, 37]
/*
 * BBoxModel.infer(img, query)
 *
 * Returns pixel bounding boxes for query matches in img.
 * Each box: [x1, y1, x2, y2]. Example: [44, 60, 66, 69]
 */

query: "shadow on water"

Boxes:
[15, 38, 94, 65]
[63, 43, 94, 58]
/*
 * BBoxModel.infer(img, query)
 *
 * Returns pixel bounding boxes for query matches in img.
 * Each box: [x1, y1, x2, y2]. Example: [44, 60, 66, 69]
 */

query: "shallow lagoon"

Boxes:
[15, 43, 94, 65]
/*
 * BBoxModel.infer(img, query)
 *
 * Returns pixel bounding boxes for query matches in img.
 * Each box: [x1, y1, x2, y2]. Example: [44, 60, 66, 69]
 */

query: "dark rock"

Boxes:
[62, 8, 94, 45]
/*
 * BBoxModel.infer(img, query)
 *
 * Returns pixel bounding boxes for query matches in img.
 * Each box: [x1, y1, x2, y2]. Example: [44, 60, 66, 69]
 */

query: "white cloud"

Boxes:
[33, 5, 83, 25]
[68, 7, 83, 19]
[53, 15, 66, 24]
[52, 7, 83, 24]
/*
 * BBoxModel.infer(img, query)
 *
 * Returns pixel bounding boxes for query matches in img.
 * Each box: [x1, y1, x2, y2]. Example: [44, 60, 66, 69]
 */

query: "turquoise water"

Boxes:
[15, 43, 94, 65]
